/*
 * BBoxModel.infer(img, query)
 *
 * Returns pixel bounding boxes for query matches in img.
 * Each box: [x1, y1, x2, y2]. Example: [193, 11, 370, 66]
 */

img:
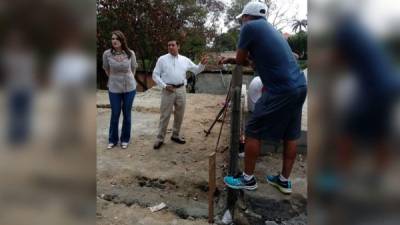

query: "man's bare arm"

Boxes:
[218, 49, 251, 66]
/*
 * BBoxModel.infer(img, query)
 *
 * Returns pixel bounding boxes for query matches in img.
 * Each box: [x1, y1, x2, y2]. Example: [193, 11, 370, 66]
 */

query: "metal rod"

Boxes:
[204, 80, 232, 137]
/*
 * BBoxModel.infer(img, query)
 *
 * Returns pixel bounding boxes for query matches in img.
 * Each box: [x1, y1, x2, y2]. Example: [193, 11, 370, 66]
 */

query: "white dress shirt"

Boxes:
[152, 53, 205, 88]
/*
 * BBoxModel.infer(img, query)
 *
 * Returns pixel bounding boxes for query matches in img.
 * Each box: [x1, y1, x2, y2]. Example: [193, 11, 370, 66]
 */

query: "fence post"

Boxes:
[226, 65, 243, 218]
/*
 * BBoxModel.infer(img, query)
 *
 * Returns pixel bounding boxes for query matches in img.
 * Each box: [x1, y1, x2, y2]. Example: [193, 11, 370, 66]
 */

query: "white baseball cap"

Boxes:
[236, 1, 268, 19]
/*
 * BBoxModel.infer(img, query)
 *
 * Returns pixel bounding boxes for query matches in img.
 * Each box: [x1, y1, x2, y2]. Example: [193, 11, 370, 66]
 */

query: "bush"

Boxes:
[298, 60, 307, 70]
[288, 31, 307, 60]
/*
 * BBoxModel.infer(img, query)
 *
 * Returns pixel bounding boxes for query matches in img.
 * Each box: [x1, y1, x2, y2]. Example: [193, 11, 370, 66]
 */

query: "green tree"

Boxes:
[213, 28, 240, 52]
[291, 19, 307, 33]
[287, 31, 307, 60]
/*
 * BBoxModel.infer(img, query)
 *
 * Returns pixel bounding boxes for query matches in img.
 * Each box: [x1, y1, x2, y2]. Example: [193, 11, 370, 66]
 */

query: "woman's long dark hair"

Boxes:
[111, 30, 132, 59]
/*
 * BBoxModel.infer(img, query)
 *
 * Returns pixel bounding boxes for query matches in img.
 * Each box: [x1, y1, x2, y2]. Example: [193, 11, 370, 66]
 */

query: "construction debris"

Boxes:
[149, 202, 167, 212]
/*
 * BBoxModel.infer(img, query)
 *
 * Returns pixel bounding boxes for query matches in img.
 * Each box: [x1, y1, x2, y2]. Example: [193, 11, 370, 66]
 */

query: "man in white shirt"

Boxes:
[152, 40, 207, 149]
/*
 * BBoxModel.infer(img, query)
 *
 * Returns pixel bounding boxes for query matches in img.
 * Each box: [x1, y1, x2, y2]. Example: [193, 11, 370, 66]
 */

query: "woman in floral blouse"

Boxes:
[102, 30, 137, 149]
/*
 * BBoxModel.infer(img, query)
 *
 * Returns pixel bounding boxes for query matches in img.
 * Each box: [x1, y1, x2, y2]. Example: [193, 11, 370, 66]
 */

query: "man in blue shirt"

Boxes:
[221, 1, 307, 194]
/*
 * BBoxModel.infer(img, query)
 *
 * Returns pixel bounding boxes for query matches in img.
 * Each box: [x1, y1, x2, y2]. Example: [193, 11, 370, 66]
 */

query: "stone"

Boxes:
[175, 208, 189, 219]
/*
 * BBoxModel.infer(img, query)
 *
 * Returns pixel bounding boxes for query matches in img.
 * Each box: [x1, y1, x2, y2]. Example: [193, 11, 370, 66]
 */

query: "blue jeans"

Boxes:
[108, 90, 136, 144]
[8, 89, 33, 145]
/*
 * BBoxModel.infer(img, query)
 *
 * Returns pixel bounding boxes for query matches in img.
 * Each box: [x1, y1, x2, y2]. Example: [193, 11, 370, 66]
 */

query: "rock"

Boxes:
[101, 194, 117, 201]
[237, 198, 247, 210]
[175, 208, 189, 219]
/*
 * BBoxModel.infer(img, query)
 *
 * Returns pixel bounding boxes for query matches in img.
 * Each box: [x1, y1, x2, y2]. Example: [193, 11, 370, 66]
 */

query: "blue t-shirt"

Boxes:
[238, 18, 306, 94]
[335, 16, 399, 98]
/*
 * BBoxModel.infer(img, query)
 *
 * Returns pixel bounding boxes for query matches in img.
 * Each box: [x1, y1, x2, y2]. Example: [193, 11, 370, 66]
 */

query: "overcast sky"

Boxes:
[210, 0, 308, 34]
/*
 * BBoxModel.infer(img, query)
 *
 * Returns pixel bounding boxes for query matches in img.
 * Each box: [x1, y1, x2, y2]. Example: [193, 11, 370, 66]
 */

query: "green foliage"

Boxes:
[180, 29, 208, 60]
[298, 59, 307, 70]
[225, 0, 249, 27]
[288, 31, 307, 60]
[213, 28, 240, 52]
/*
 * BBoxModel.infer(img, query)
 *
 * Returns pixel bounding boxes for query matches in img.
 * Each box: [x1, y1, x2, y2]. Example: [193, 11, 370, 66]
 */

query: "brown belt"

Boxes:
[167, 83, 184, 88]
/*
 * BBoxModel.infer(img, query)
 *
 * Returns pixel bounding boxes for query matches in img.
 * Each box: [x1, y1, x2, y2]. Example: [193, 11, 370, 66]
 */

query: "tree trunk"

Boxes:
[135, 56, 148, 91]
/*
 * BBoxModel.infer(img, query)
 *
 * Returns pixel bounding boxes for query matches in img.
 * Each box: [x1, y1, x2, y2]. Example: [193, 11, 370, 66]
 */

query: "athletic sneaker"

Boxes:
[224, 174, 257, 190]
[266, 174, 292, 194]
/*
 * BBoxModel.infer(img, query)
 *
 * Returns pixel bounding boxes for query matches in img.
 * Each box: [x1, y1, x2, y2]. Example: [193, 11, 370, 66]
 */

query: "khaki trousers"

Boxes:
[157, 86, 186, 141]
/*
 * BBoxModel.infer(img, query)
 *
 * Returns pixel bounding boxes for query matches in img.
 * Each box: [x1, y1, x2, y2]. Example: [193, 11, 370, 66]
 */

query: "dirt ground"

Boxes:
[96, 88, 307, 225]
[0, 92, 96, 225]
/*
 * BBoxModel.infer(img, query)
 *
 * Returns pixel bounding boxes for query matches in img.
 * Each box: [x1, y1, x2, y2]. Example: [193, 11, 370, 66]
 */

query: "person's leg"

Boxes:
[223, 135, 260, 190]
[281, 139, 297, 178]
[267, 87, 306, 194]
[244, 137, 262, 175]
[172, 87, 186, 139]
[223, 93, 271, 190]
[121, 90, 136, 143]
[108, 92, 122, 145]
[337, 135, 353, 171]
[281, 87, 307, 179]
[8, 90, 32, 145]
[375, 140, 389, 172]
[266, 139, 297, 194]
[156, 89, 175, 142]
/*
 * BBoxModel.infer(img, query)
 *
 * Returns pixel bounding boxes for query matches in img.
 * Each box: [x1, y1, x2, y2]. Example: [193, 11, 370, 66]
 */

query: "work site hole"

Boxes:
[136, 176, 178, 190]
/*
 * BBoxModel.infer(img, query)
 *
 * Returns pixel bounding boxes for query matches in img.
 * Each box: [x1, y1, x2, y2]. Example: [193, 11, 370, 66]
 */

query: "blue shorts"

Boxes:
[342, 92, 394, 142]
[245, 86, 307, 141]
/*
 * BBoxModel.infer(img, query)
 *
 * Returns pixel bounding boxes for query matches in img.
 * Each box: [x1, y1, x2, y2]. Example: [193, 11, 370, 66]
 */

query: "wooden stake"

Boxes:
[227, 66, 243, 218]
[208, 152, 216, 223]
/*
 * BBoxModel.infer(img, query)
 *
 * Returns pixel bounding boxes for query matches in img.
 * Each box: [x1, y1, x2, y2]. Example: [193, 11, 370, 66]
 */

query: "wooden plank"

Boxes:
[208, 152, 216, 224]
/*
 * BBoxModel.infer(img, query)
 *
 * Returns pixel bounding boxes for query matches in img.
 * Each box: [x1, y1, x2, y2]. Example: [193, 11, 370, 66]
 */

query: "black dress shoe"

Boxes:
[153, 141, 163, 149]
[171, 136, 186, 144]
